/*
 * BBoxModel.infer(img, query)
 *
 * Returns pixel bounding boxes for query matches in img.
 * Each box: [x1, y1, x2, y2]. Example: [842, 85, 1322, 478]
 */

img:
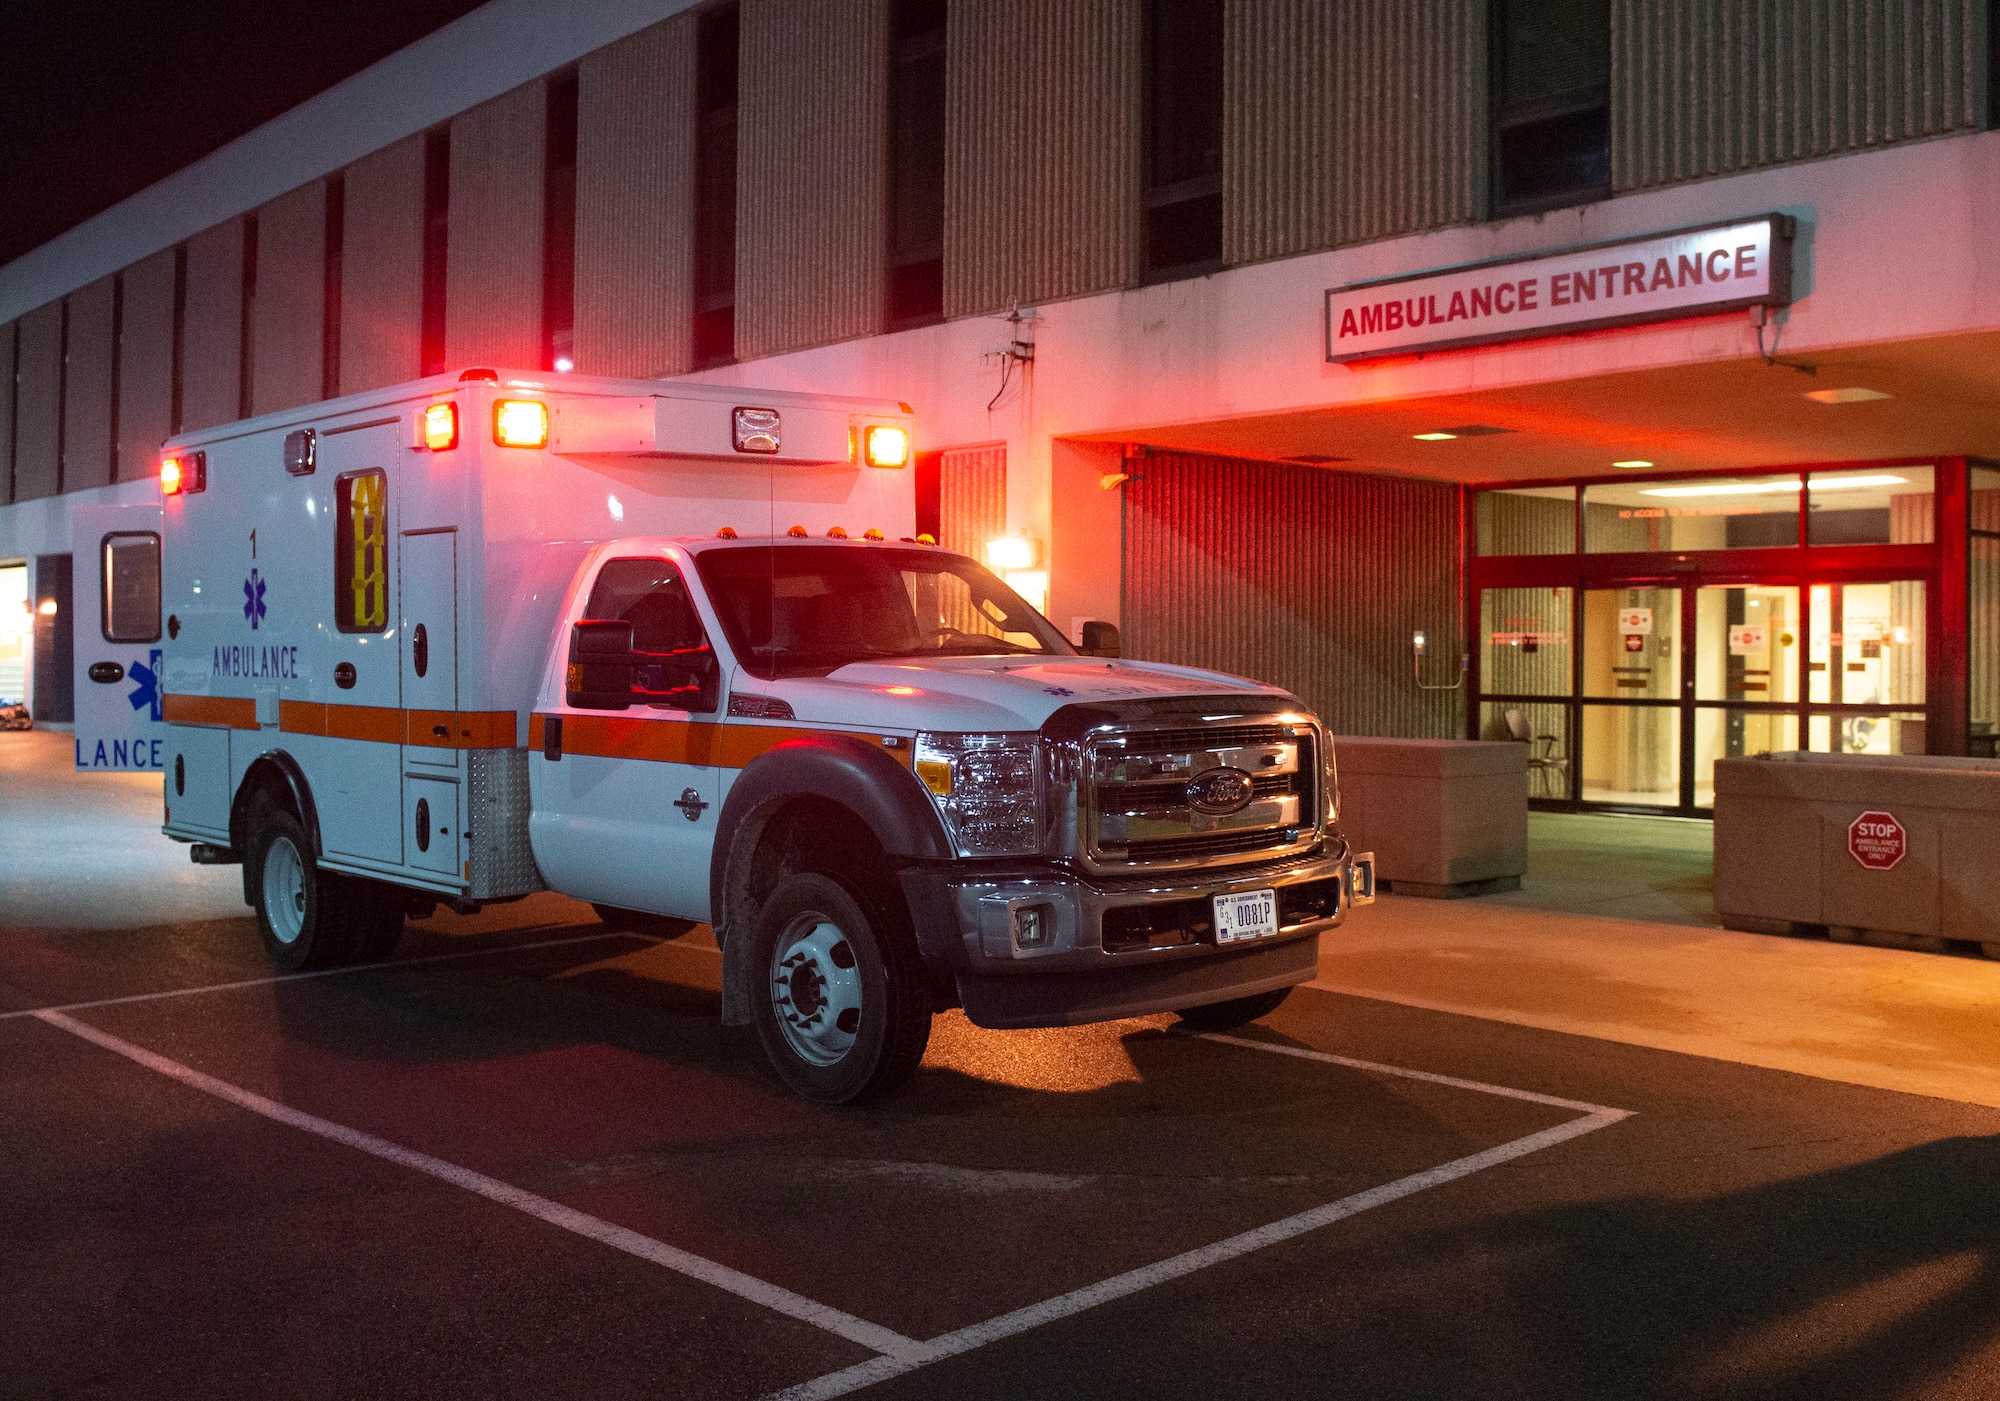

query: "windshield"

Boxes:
[695, 544, 1073, 679]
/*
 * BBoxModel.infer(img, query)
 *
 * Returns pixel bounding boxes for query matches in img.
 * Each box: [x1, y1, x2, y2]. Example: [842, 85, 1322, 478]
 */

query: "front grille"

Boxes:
[1100, 876, 1344, 954]
[1085, 720, 1321, 870]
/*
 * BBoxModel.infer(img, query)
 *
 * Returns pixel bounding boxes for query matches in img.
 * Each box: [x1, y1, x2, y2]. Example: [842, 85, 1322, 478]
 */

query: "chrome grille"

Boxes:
[1081, 719, 1322, 871]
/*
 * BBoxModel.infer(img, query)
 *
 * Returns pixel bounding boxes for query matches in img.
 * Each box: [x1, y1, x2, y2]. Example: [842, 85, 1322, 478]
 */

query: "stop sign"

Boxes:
[1848, 810, 1906, 870]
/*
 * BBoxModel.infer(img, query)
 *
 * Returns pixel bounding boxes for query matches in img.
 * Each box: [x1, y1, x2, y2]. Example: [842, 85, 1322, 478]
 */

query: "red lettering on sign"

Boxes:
[1735, 245, 1757, 278]
[1495, 282, 1516, 314]
[1339, 308, 1358, 337]
[1518, 277, 1539, 311]
[1678, 252, 1703, 286]
[1384, 300, 1404, 331]
[1708, 248, 1730, 280]
[1572, 268, 1597, 301]
[1470, 285, 1492, 317]
[1447, 289, 1467, 321]
[1847, 810, 1906, 870]
[1360, 304, 1383, 334]
[1550, 273, 1569, 306]
[1649, 257, 1674, 291]
[1623, 261, 1647, 295]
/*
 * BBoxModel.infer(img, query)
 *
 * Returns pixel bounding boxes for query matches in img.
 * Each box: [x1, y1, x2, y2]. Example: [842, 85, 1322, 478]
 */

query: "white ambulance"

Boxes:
[158, 368, 1373, 1101]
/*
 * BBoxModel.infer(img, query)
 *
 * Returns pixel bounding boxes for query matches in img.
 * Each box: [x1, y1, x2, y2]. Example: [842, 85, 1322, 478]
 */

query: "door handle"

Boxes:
[432, 723, 449, 739]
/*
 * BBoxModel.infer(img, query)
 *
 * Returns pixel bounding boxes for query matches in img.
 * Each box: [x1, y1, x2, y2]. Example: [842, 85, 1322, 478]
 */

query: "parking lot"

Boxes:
[7, 728, 2000, 1400]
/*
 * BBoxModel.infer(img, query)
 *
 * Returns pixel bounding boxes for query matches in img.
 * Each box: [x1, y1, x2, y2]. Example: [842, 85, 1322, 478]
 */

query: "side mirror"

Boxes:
[1079, 621, 1121, 658]
[567, 620, 637, 710]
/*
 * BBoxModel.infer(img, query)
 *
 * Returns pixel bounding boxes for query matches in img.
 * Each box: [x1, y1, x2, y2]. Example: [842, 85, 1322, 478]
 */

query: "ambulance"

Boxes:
[157, 367, 1373, 1101]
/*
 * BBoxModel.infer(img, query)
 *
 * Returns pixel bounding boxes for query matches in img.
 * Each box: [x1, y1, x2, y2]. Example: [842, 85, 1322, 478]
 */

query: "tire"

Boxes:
[592, 903, 699, 940]
[749, 872, 931, 1104]
[1175, 986, 1293, 1033]
[247, 801, 357, 971]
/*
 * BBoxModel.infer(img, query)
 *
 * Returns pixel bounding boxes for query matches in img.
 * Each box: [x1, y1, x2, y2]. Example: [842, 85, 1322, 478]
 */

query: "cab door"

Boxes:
[529, 555, 723, 920]
[72, 504, 166, 773]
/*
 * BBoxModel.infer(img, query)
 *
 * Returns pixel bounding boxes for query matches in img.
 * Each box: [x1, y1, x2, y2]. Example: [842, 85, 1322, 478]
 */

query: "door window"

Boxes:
[101, 532, 161, 643]
[335, 470, 389, 633]
[577, 558, 718, 712]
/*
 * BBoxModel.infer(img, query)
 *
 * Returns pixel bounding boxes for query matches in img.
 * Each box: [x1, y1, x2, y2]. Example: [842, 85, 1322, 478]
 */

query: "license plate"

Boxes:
[1213, 888, 1279, 943]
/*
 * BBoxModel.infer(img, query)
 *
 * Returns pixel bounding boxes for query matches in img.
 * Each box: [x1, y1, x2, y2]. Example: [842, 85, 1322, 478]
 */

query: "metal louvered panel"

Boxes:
[180, 218, 245, 433]
[339, 135, 425, 394]
[0, 322, 14, 503]
[576, 15, 697, 378]
[12, 304, 61, 502]
[939, 445, 1007, 559]
[736, 0, 889, 360]
[945, 0, 1140, 319]
[1122, 452, 1463, 739]
[1612, 0, 1981, 192]
[1225, 0, 1484, 267]
[446, 82, 546, 369]
[251, 180, 326, 416]
[61, 278, 115, 493]
[119, 250, 176, 484]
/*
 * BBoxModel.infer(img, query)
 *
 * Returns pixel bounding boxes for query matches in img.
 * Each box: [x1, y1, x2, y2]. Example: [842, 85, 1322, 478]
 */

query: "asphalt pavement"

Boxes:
[4, 729, 1999, 1400]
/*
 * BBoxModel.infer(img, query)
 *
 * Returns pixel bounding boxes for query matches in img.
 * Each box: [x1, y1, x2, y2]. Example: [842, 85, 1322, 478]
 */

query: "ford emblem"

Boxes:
[1185, 766, 1255, 815]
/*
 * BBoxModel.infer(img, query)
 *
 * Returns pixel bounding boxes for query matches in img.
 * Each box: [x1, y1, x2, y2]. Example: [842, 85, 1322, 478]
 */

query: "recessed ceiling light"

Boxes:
[1641, 474, 1908, 499]
[1413, 431, 1457, 442]
[1804, 387, 1892, 404]
[1612, 460, 1653, 469]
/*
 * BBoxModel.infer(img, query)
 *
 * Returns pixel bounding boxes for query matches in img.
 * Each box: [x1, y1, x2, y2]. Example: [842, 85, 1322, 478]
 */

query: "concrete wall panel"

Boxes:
[1123, 452, 1461, 738]
[180, 219, 245, 433]
[252, 181, 326, 416]
[1224, 0, 1484, 267]
[575, 16, 696, 377]
[736, 0, 889, 359]
[340, 136, 425, 394]
[446, 82, 546, 369]
[1613, 0, 1983, 192]
[939, 445, 1006, 559]
[119, 249, 176, 479]
[944, 0, 1140, 317]
[62, 277, 115, 493]
[12, 304, 61, 503]
[0, 323, 13, 503]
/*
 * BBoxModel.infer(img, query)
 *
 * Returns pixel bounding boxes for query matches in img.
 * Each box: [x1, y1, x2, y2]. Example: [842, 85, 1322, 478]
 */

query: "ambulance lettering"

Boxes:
[213, 645, 300, 679]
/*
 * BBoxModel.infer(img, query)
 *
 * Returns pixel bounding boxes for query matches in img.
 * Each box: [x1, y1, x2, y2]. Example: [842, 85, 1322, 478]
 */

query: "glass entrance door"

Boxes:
[1483, 574, 1929, 815]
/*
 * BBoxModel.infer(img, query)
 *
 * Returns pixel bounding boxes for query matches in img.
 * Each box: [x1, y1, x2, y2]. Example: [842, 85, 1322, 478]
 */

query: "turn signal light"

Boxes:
[424, 402, 460, 451]
[865, 425, 909, 467]
[160, 451, 205, 495]
[494, 399, 549, 448]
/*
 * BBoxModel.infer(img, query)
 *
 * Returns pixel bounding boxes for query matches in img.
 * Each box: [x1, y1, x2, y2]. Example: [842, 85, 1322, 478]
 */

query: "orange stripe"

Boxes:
[277, 700, 328, 736]
[163, 694, 258, 730]
[405, 708, 518, 749]
[541, 713, 911, 768]
[270, 701, 517, 748]
[320, 702, 404, 744]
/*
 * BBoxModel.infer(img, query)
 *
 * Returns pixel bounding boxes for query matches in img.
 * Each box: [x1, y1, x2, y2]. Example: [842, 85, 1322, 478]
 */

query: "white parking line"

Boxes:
[0, 929, 653, 1024]
[766, 1034, 1635, 1400]
[32, 1008, 927, 1363]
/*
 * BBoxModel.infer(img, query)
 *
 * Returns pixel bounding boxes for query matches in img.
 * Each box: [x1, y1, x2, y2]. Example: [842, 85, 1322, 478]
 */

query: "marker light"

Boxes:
[828, 526, 848, 538]
[494, 399, 549, 448]
[716, 526, 738, 538]
[160, 451, 205, 495]
[863, 528, 885, 540]
[865, 425, 910, 467]
[788, 524, 809, 537]
[424, 402, 460, 451]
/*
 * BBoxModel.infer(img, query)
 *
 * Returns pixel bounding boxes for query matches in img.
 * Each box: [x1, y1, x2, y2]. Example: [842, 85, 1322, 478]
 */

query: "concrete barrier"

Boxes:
[1714, 751, 2000, 955]
[1334, 738, 1528, 898]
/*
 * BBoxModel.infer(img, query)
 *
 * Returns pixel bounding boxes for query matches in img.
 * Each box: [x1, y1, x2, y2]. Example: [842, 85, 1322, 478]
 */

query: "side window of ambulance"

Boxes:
[101, 532, 161, 643]
[575, 559, 719, 712]
[335, 470, 389, 633]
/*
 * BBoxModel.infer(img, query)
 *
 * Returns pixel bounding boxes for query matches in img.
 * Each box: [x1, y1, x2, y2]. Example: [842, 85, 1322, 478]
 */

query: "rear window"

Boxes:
[335, 469, 389, 633]
[101, 532, 161, 643]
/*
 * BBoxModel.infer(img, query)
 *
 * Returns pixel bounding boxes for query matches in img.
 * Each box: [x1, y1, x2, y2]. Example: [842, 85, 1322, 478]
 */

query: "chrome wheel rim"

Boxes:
[769, 913, 862, 1067]
[263, 836, 307, 945]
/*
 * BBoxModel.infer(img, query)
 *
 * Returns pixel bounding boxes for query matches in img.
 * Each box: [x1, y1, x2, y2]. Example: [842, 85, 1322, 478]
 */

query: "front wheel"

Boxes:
[1175, 986, 1292, 1033]
[749, 872, 931, 1103]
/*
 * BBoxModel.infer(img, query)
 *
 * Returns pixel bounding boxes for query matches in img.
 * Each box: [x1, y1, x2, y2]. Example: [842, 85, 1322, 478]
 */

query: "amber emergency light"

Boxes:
[864, 424, 909, 467]
[494, 399, 549, 448]
[160, 451, 205, 495]
[424, 402, 460, 451]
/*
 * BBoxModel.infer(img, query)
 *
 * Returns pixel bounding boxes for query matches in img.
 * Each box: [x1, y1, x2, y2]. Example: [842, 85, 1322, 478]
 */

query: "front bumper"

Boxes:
[899, 843, 1376, 1030]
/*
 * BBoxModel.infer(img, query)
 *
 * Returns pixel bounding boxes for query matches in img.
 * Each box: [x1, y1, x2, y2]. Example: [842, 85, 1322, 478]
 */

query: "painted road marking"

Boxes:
[766, 1031, 1634, 1400]
[32, 1008, 927, 1363]
[0, 929, 655, 1023]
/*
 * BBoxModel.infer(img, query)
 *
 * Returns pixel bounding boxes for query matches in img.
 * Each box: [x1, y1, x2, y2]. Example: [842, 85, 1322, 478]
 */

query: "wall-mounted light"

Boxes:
[986, 536, 1042, 571]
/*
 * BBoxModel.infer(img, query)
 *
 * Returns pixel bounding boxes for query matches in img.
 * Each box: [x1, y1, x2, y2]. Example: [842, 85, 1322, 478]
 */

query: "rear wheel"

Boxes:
[1175, 986, 1292, 1033]
[248, 804, 353, 971]
[750, 872, 931, 1103]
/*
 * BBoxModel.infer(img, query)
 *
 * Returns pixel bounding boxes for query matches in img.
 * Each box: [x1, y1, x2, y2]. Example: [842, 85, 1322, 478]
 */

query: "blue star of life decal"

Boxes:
[243, 568, 267, 629]
[127, 648, 163, 722]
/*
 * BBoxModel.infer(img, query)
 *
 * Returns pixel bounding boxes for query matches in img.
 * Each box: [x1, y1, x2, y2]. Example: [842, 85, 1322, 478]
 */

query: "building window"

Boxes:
[887, 0, 947, 328]
[693, 4, 740, 369]
[1490, 0, 1610, 216]
[543, 69, 579, 373]
[420, 128, 450, 377]
[1141, 0, 1224, 283]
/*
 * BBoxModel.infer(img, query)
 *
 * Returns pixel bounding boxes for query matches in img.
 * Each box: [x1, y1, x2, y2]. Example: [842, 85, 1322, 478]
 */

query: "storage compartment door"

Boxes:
[400, 529, 459, 771]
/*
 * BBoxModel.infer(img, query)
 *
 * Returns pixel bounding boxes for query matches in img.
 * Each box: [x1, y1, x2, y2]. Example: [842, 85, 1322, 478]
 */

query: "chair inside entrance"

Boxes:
[1504, 707, 1569, 798]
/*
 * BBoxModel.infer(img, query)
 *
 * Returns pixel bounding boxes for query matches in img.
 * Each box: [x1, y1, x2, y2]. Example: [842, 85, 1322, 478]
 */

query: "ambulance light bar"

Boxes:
[495, 400, 550, 448]
[160, 451, 206, 495]
[423, 402, 459, 451]
[864, 425, 909, 468]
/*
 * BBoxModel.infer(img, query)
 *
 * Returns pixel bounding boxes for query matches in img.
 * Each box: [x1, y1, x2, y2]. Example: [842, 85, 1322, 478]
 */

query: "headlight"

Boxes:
[914, 732, 1041, 857]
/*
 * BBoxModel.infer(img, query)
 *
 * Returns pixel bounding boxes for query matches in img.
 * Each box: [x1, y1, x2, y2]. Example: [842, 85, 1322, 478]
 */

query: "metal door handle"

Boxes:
[432, 724, 449, 738]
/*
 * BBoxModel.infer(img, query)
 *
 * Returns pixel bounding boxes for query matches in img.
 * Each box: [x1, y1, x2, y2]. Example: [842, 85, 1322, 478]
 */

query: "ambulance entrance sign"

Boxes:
[1848, 811, 1906, 871]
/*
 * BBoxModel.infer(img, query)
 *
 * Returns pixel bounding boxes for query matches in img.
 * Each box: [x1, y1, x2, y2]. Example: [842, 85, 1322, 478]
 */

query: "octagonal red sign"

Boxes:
[1848, 810, 1906, 871]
